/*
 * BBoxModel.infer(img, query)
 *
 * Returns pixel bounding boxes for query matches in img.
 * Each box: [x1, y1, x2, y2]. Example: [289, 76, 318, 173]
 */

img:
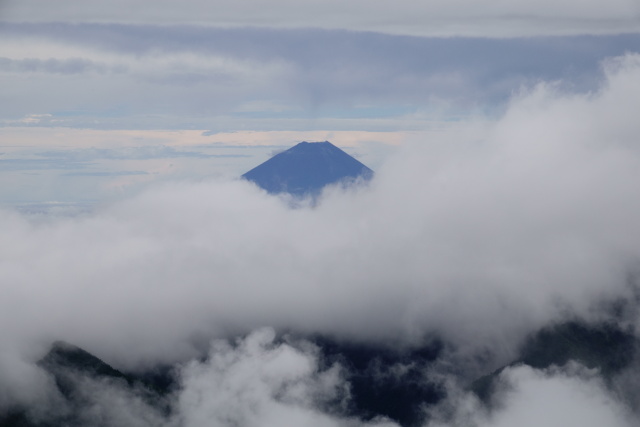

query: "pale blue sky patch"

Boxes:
[62, 171, 149, 177]
[35, 146, 251, 161]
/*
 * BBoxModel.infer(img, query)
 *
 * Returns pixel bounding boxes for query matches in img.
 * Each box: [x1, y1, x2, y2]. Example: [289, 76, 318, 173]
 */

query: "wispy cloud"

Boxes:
[0, 56, 126, 75]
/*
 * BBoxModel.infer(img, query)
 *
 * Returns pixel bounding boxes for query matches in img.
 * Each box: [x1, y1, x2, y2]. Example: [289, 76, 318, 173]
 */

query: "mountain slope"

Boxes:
[0, 342, 174, 427]
[242, 141, 373, 197]
[470, 321, 638, 402]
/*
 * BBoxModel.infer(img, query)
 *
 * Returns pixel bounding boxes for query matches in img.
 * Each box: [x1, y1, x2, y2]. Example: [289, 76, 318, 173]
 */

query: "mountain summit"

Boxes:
[242, 141, 373, 197]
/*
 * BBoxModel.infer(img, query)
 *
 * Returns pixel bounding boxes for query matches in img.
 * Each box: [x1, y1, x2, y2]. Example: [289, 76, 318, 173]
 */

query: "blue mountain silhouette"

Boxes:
[242, 141, 373, 196]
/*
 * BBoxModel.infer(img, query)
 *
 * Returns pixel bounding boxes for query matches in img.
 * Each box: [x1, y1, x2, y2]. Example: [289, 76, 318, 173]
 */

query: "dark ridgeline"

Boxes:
[3, 326, 637, 427]
[241, 141, 373, 197]
[471, 321, 638, 403]
[0, 342, 175, 427]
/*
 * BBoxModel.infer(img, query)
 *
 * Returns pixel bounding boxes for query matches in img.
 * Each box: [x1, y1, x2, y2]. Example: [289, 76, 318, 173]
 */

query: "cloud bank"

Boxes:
[1, 53, 640, 425]
[2, 24, 639, 131]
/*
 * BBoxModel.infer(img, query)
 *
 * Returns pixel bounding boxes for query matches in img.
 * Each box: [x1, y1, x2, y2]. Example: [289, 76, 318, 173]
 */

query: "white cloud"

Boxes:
[483, 365, 634, 427]
[1, 52, 640, 423]
[429, 364, 634, 427]
[177, 328, 398, 427]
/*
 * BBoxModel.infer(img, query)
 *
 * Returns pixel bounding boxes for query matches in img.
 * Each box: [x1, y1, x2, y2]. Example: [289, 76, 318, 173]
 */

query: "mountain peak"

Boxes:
[242, 141, 373, 197]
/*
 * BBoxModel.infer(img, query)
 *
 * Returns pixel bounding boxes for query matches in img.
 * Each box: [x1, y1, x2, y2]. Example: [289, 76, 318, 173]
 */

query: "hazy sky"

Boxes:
[1, 2, 640, 426]
[1, 0, 639, 204]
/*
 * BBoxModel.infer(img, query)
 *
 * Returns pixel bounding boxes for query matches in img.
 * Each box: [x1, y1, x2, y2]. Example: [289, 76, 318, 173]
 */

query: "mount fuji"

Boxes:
[241, 141, 373, 197]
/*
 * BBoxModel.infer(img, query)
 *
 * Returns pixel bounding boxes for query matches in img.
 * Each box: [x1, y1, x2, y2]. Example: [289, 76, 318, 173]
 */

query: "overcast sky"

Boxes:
[1, 0, 639, 204]
[2, 0, 640, 36]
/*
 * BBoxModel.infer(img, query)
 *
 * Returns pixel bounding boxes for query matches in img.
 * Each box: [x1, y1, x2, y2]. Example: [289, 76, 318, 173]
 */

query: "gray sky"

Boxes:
[2, 0, 640, 36]
[1, 1, 639, 203]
